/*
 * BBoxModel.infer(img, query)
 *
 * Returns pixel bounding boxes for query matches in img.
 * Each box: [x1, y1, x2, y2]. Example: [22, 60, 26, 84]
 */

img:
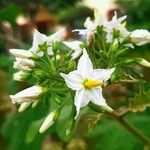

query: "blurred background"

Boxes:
[0, 0, 150, 150]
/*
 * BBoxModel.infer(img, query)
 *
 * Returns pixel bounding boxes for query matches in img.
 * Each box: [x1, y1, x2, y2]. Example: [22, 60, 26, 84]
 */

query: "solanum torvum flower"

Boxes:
[130, 29, 150, 46]
[30, 28, 66, 57]
[10, 85, 45, 104]
[104, 12, 130, 43]
[60, 49, 115, 119]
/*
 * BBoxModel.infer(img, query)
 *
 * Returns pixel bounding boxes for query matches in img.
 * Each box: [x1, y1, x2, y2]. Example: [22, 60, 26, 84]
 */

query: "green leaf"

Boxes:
[129, 87, 150, 112]
[25, 119, 43, 144]
[56, 98, 74, 141]
[0, 4, 22, 25]
[85, 111, 150, 150]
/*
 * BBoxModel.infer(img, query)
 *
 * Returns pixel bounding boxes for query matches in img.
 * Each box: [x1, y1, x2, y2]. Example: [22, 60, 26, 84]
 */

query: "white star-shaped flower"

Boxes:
[30, 28, 66, 57]
[60, 49, 115, 119]
[104, 12, 130, 43]
[73, 11, 105, 36]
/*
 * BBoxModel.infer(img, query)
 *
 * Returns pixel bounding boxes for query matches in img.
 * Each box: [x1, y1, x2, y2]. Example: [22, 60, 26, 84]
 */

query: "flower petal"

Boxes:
[77, 49, 93, 77]
[10, 85, 43, 104]
[73, 29, 88, 35]
[48, 28, 66, 43]
[47, 47, 54, 55]
[63, 41, 82, 51]
[32, 29, 47, 47]
[60, 71, 83, 90]
[92, 68, 115, 82]
[88, 87, 113, 112]
[71, 48, 83, 60]
[74, 88, 90, 119]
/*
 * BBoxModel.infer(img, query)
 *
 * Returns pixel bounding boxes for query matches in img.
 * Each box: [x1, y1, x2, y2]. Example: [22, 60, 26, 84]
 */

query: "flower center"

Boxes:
[38, 42, 49, 52]
[83, 79, 103, 89]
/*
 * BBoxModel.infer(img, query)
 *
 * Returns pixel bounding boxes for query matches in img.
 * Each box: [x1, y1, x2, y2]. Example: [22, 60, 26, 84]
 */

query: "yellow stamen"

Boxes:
[121, 21, 126, 28]
[83, 79, 103, 88]
[94, 9, 100, 20]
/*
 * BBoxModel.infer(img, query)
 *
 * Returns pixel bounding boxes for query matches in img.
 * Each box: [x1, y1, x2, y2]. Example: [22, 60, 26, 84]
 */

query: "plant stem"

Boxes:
[116, 116, 150, 146]
[107, 112, 150, 146]
[88, 103, 150, 146]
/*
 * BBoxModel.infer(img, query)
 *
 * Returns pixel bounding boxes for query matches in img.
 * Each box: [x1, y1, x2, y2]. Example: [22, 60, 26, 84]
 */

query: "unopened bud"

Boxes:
[13, 71, 30, 81]
[18, 102, 31, 112]
[39, 109, 60, 133]
[137, 58, 150, 67]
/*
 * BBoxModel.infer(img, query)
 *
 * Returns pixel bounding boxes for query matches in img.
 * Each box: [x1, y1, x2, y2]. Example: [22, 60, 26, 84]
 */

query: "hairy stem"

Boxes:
[88, 103, 150, 146]
[108, 112, 150, 146]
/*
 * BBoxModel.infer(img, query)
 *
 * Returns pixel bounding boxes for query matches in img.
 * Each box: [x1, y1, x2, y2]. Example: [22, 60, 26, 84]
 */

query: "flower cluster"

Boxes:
[9, 11, 150, 134]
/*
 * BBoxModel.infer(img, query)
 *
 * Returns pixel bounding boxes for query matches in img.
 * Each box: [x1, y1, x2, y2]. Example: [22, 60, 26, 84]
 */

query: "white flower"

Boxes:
[13, 71, 30, 81]
[9, 49, 33, 59]
[130, 29, 150, 46]
[10, 85, 44, 104]
[30, 28, 66, 57]
[60, 49, 115, 119]
[73, 15, 104, 36]
[63, 41, 83, 59]
[13, 58, 35, 71]
[39, 109, 59, 133]
[18, 102, 31, 112]
[104, 12, 130, 43]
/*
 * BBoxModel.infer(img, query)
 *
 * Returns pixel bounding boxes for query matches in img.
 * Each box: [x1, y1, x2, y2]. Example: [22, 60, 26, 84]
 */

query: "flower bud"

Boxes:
[13, 71, 30, 81]
[9, 49, 34, 59]
[18, 102, 31, 112]
[13, 58, 35, 71]
[10, 85, 46, 104]
[137, 58, 150, 67]
[39, 109, 60, 133]
[130, 29, 150, 46]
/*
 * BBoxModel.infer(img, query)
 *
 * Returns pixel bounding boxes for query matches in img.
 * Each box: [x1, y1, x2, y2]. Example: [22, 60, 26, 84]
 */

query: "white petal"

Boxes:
[71, 49, 83, 60]
[60, 71, 83, 90]
[13, 58, 35, 71]
[73, 29, 88, 35]
[47, 47, 54, 55]
[88, 88, 113, 112]
[39, 111, 55, 133]
[92, 68, 115, 82]
[77, 49, 93, 77]
[74, 88, 90, 119]
[18, 102, 31, 112]
[63, 41, 82, 51]
[9, 49, 33, 59]
[10, 85, 43, 104]
[37, 51, 44, 57]
[48, 28, 66, 43]
[84, 17, 95, 29]
[32, 29, 47, 47]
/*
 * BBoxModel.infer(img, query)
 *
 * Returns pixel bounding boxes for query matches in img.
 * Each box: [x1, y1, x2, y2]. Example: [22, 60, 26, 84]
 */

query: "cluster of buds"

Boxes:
[9, 11, 150, 134]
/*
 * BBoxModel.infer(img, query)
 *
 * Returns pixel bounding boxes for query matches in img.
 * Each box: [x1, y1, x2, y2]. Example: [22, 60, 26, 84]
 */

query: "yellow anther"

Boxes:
[83, 79, 103, 88]
[94, 9, 100, 20]
[121, 21, 126, 28]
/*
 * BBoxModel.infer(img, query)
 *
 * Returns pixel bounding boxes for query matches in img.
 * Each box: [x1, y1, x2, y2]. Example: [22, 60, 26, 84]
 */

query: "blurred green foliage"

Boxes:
[116, 0, 150, 29]
[0, 0, 150, 150]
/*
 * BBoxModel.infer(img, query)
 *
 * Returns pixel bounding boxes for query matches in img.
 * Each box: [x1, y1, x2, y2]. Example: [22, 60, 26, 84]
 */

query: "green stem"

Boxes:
[115, 116, 150, 146]
[89, 103, 150, 146]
